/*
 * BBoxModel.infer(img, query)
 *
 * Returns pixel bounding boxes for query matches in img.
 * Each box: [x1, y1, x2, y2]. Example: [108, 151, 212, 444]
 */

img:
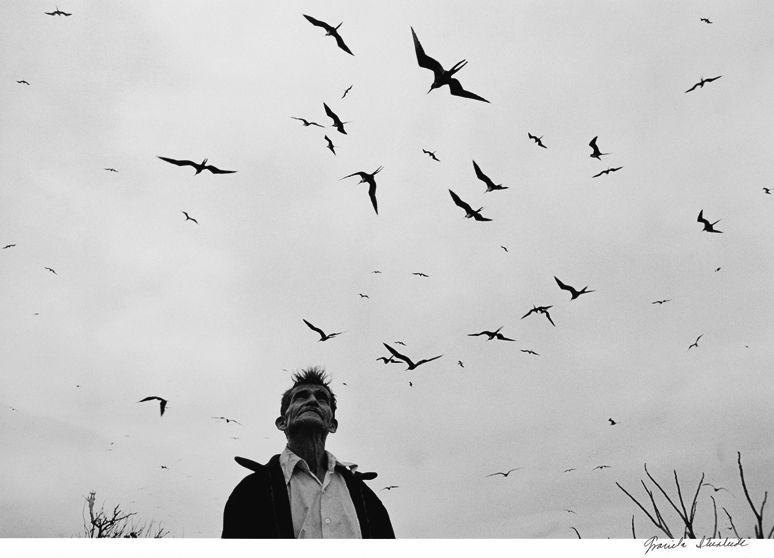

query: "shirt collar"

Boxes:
[280, 446, 357, 484]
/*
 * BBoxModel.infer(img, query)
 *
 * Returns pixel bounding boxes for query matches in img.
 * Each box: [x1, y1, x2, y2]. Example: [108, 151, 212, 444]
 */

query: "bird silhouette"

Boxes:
[473, 160, 508, 192]
[714, 267, 722, 272]
[449, 189, 492, 221]
[291, 116, 324, 128]
[593, 465, 611, 471]
[685, 76, 722, 93]
[303, 14, 353, 55]
[371, 270, 382, 274]
[412, 272, 429, 277]
[410, 27, 489, 103]
[16, 80, 30, 85]
[700, 18, 713, 24]
[341, 166, 383, 215]
[608, 418, 617, 426]
[564, 468, 576, 473]
[528, 133, 547, 148]
[565, 509, 577, 514]
[359, 293, 369, 299]
[2, 244, 16, 249]
[521, 305, 555, 326]
[554, 276, 595, 300]
[324, 135, 336, 155]
[303, 319, 343, 341]
[104, 167, 118, 172]
[323, 103, 348, 134]
[383, 343, 442, 370]
[394, 341, 406, 346]
[341, 85, 353, 99]
[688, 334, 703, 350]
[44, 267, 57, 275]
[422, 149, 440, 162]
[212, 416, 243, 425]
[487, 468, 521, 478]
[380, 485, 399, 491]
[458, 360, 464, 367]
[651, 299, 671, 305]
[139, 396, 167, 416]
[588, 136, 610, 160]
[520, 349, 539, 356]
[45, 7, 71, 16]
[468, 327, 515, 341]
[702, 482, 729, 493]
[158, 156, 236, 175]
[763, 187, 771, 195]
[592, 166, 623, 178]
[697, 210, 723, 233]
[181, 211, 198, 224]
[501, 245, 508, 252]
[376, 356, 401, 365]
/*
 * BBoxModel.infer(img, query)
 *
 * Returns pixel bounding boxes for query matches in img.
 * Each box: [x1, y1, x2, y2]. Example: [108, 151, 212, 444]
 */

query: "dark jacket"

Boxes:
[222, 454, 395, 538]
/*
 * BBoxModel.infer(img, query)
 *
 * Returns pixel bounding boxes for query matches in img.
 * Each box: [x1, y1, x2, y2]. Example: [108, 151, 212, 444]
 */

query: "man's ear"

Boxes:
[275, 416, 287, 431]
[328, 418, 338, 434]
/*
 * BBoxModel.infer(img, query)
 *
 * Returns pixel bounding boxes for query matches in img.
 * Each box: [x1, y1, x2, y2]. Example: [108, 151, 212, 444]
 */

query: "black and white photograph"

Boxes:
[2, 1, 774, 556]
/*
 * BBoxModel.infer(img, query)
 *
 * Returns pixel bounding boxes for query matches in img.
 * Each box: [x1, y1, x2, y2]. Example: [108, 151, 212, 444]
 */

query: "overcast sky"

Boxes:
[2, 0, 774, 540]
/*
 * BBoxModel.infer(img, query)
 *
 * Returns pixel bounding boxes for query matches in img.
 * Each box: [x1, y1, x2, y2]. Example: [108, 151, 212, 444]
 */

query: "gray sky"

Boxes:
[2, 0, 774, 539]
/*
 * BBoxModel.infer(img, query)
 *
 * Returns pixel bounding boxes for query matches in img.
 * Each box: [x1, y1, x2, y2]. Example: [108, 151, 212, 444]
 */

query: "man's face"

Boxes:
[276, 383, 337, 435]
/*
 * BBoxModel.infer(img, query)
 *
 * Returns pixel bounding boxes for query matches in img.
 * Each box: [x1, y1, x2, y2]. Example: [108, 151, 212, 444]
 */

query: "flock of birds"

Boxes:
[6, 6, 772, 534]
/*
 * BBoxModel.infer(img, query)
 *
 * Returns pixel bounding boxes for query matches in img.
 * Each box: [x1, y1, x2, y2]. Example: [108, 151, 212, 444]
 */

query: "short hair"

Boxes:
[280, 366, 337, 418]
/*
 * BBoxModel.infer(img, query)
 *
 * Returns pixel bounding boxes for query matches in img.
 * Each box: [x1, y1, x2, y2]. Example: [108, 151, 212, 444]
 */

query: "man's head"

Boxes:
[276, 367, 338, 437]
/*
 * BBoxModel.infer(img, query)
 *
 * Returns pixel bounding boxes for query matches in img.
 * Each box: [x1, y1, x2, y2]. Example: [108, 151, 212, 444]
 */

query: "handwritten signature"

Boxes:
[644, 536, 749, 554]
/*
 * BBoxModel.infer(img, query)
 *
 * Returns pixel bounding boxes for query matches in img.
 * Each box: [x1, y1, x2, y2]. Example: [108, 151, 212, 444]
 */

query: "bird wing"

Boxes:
[159, 400, 167, 415]
[448, 78, 490, 103]
[685, 82, 700, 93]
[368, 184, 378, 214]
[204, 165, 236, 174]
[415, 354, 443, 366]
[543, 311, 556, 326]
[486, 472, 506, 477]
[303, 14, 333, 32]
[471, 210, 492, 221]
[448, 189, 473, 212]
[521, 308, 536, 319]
[496, 334, 516, 341]
[323, 103, 339, 123]
[554, 276, 572, 293]
[383, 343, 414, 367]
[472, 160, 494, 189]
[410, 27, 444, 75]
[333, 33, 354, 55]
[468, 331, 486, 336]
[303, 319, 326, 339]
[139, 396, 161, 403]
[158, 156, 198, 168]
[592, 170, 606, 178]
[706, 76, 722, 83]
[341, 171, 364, 180]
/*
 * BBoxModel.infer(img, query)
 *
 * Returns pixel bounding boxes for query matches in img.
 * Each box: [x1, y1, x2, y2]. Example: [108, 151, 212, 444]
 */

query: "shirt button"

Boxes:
[325, 518, 331, 525]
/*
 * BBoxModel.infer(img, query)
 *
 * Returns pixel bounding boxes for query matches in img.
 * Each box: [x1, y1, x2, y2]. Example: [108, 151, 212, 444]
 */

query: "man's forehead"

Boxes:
[290, 383, 331, 396]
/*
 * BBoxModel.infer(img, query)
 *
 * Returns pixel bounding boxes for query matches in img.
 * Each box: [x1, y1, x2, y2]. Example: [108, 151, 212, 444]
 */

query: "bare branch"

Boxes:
[723, 507, 741, 539]
[571, 526, 581, 539]
[631, 515, 636, 539]
[738, 451, 766, 538]
[711, 495, 718, 538]
[616, 481, 673, 538]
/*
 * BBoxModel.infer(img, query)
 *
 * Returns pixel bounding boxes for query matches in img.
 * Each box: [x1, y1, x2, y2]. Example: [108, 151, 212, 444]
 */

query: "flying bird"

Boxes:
[341, 166, 383, 215]
[521, 305, 555, 326]
[592, 166, 623, 178]
[371, 270, 382, 274]
[468, 327, 515, 341]
[697, 210, 722, 233]
[700, 18, 713, 24]
[554, 276, 595, 300]
[181, 211, 198, 224]
[688, 334, 703, 350]
[412, 272, 429, 277]
[564, 468, 576, 473]
[291, 116, 324, 128]
[139, 396, 168, 416]
[324, 135, 336, 155]
[303, 319, 343, 342]
[448, 189, 492, 221]
[593, 465, 611, 471]
[44, 267, 57, 275]
[341, 85, 353, 99]
[303, 14, 354, 56]
[763, 187, 771, 195]
[383, 343, 442, 370]
[520, 349, 539, 356]
[410, 27, 489, 103]
[528, 133, 547, 148]
[565, 509, 577, 514]
[487, 468, 521, 478]
[714, 267, 722, 272]
[359, 293, 369, 299]
[685, 76, 722, 93]
[501, 245, 508, 252]
[45, 7, 71, 16]
[394, 341, 406, 346]
[323, 103, 348, 134]
[16, 80, 30, 85]
[212, 416, 243, 425]
[2, 244, 16, 249]
[651, 299, 671, 305]
[422, 149, 440, 162]
[104, 167, 118, 172]
[376, 356, 401, 364]
[702, 483, 729, 493]
[458, 360, 464, 367]
[473, 160, 508, 192]
[380, 485, 399, 491]
[588, 136, 610, 160]
[157, 156, 236, 175]
[608, 418, 617, 426]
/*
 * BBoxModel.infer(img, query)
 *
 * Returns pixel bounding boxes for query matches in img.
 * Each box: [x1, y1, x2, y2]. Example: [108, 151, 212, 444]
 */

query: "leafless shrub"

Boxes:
[81, 491, 169, 538]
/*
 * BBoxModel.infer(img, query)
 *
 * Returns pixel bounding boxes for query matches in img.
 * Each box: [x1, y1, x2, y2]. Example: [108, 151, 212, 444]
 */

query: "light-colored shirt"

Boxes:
[279, 447, 362, 539]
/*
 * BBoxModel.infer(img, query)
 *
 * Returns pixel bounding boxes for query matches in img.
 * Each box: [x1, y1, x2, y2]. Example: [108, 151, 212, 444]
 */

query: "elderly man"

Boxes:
[222, 367, 395, 538]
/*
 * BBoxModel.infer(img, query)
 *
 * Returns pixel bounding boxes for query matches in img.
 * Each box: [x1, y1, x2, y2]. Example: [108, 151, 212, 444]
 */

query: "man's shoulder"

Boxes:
[234, 455, 277, 473]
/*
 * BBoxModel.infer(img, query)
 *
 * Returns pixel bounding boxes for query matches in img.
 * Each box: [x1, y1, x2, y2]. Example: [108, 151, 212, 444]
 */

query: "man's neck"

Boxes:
[286, 434, 328, 481]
